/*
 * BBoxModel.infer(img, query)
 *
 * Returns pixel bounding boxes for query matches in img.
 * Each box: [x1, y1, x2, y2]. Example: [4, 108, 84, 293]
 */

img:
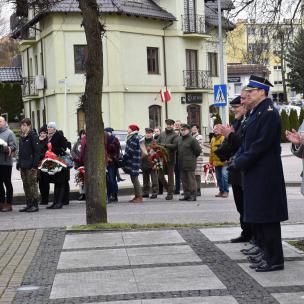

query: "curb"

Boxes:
[11, 182, 301, 205]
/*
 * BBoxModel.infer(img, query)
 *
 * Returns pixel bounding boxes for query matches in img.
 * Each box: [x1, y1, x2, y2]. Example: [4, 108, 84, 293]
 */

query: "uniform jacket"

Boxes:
[0, 124, 17, 166]
[123, 131, 141, 176]
[157, 129, 178, 166]
[209, 135, 227, 167]
[192, 132, 204, 175]
[234, 98, 288, 223]
[178, 134, 202, 171]
[18, 130, 40, 169]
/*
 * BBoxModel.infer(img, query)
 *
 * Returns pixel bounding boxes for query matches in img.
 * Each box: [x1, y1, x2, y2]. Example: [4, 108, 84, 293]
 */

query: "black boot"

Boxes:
[19, 201, 32, 212]
[26, 201, 39, 212]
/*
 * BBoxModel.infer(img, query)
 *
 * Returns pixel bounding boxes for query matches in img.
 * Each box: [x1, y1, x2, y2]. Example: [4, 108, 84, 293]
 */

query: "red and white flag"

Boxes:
[159, 87, 171, 102]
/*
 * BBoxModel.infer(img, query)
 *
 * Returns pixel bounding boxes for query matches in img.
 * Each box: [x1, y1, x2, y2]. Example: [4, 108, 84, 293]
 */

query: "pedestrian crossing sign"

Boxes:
[214, 84, 227, 107]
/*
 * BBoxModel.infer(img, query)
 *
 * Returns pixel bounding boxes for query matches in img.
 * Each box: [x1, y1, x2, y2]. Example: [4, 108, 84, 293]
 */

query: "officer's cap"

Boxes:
[180, 124, 191, 130]
[230, 96, 241, 106]
[145, 128, 154, 133]
[165, 119, 175, 125]
[245, 75, 273, 92]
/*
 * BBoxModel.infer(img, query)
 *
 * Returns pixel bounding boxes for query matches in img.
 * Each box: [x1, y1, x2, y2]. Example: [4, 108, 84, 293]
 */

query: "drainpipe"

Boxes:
[41, 39, 47, 124]
[26, 48, 31, 119]
[162, 21, 173, 120]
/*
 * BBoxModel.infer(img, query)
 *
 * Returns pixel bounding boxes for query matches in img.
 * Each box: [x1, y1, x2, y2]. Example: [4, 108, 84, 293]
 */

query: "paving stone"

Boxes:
[62, 232, 125, 249]
[86, 296, 238, 303]
[127, 245, 201, 265]
[215, 242, 303, 260]
[272, 292, 304, 304]
[133, 265, 226, 293]
[199, 227, 242, 242]
[57, 248, 129, 269]
[50, 269, 138, 299]
[239, 261, 304, 287]
[122, 231, 185, 246]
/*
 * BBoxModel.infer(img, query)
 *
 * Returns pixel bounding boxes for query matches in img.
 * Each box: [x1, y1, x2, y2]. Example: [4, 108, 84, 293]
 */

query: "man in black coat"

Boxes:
[17, 118, 40, 212]
[230, 75, 288, 272]
[215, 92, 252, 243]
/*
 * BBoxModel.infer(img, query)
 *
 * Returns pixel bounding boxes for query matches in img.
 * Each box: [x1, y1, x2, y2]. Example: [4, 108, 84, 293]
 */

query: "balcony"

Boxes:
[22, 77, 38, 97]
[183, 70, 212, 90]
[182, 14, 206, 35]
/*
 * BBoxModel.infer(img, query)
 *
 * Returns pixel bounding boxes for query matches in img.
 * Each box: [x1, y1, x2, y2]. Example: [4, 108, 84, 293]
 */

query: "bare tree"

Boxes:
[14, 0, 107, 224]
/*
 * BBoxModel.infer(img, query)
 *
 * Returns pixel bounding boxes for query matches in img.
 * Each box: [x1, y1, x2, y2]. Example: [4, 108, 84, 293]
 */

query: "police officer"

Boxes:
[230, 75, 288, 272]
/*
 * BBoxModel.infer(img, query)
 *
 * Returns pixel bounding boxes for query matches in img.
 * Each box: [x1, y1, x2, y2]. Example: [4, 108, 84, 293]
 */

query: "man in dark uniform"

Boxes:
[230, 75, 288, 272]
[215, 92, 252, 243]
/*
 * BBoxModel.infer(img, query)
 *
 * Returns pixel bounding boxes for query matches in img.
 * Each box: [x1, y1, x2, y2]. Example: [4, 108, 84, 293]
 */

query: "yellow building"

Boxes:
[12, 0, 233, 141]
[226, 19, 302, 102]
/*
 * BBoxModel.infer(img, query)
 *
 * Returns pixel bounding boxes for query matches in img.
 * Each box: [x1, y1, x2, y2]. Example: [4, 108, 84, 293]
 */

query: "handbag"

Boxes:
[61, 154, 74, 168]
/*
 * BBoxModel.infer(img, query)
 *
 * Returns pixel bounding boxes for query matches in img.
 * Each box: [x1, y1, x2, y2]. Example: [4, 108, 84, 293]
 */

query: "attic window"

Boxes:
[127, 0, 143, 3]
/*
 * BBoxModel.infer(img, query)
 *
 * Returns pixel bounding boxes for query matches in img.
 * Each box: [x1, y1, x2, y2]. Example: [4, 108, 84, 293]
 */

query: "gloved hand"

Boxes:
[16, 163, 20, 171]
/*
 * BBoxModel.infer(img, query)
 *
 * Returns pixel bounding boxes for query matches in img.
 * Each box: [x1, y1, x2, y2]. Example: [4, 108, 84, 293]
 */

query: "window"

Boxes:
[260, 27, 268, 35]
[29, 58, 33, 76]
[274, 66, 282, 70]
[247, 26, 255, 35]
[147, 47, 159, 74]
[274, 81, 283, 85]
[149, 105, 161, 129]
[208, 52, 218, 77]
[234, 83, 242, 95]
[74, 45, 88, 74]
[77, 108, 85, 132]
[37, 109, 41, 129]
[34, 55, 38, 75]
[31, 111, 35, 129]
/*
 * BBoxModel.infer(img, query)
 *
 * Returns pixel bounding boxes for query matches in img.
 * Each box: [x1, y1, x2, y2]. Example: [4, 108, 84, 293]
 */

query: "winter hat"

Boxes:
[47, 122, 57, 129]
[104, 127, 114, 133]
[128, 124, 139, 132]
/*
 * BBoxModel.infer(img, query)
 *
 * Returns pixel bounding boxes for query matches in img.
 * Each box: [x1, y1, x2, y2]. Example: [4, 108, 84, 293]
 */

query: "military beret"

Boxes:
[245, 75, 273, 91]
[165, 119, 175, 125]
[145, 128, 154, 133]
[180, 124, 191, 130]
[230, 96, 241, 106]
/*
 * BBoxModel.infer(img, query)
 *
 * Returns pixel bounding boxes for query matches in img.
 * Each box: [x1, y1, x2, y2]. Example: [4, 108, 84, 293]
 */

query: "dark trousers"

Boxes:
[0, 165, 13, 204]
[174, 161, 181, 193]
[158, 164, 175, 195]
[181, 170, 196, 197]
[107, 164, 118, 198]
[143, 169, 159, 195]
[256, 222, 284, 266]
[54, 183, 65, 206]
[39, 178, 50, 204]
[232, 185, 252, 238]
[63, 181, 70, 205]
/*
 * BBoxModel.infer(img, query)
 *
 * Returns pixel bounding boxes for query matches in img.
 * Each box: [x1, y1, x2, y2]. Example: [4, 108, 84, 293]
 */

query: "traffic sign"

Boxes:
[214, 84, 227, 107]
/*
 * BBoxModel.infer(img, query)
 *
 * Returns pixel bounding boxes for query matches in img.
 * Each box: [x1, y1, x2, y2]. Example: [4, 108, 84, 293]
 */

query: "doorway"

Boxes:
[187, 104, 201, 131]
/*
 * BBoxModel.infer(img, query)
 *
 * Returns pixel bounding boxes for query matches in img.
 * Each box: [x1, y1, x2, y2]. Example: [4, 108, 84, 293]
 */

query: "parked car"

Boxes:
[113, 130, 128, 154]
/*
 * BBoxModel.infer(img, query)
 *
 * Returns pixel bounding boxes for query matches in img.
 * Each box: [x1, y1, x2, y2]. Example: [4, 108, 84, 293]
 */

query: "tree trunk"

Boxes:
[78, 0, 107, 223]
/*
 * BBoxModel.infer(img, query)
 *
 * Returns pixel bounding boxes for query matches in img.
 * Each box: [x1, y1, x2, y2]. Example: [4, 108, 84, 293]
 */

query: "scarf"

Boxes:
[127, 130, 139, 141]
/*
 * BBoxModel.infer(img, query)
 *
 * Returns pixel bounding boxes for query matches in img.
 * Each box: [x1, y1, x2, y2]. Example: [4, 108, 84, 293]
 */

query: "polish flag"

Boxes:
[160, 87, 171, 102]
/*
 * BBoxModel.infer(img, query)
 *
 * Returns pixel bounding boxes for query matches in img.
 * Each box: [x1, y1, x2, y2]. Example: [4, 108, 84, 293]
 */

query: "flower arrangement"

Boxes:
[203, 163, 217, 185]
[146, 142, 169, 170]
[38, 143, 68, 175]
[75, 166, 85, 186]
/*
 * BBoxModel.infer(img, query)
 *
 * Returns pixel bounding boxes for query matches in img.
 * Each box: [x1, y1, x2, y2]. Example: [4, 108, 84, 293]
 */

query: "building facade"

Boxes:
[226, 19, 302, 101]
[11, 0, 233, 142]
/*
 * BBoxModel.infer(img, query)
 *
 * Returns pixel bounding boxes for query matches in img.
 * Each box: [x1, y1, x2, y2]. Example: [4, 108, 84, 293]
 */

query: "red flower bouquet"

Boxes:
[146, 143, 169, 170]
[75, 166, 85, 186]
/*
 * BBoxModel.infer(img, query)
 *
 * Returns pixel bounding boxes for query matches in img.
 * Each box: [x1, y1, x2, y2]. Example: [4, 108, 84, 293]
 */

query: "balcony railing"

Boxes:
[183, 70, 212, 89]
[182, 14, 206, 34]
[22, 77, 38, 96]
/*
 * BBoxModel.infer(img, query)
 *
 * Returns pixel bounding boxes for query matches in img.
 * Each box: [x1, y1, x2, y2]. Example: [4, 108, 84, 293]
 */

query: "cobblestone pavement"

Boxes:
[7, 227, 304, 304]
[0, 230, 43, 304]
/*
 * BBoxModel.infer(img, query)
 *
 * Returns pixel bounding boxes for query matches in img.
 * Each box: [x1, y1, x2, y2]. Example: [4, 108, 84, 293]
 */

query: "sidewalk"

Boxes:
[6, 225, 304, 304]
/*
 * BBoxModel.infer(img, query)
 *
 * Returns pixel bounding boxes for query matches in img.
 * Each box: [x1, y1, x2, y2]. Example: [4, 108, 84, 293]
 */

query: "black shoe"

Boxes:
[25, 206, 39, 212]
[249, 259, 266, 269]
[240, 245, 256, 253]
[255, 262, 284, 272]
[230, 235, 251, 243]
[19, 206, 30, 212]
[117, 177, 126, 182]
[78, 194, 86, 201]
[150, 194, 157, 199]
[158, 191, 163, 195]
[243, 248, 261, 256]
[197, 190, 201, 196]
[110, 196, 118, 202]
[142, 194, 149, 198]
[165, 194, 173, 200]
[179, 197, 191, 201]
[248, 254, 263, 264]
[51, 204, 63, 209]
[40, 202, 48, 205]
[63, 202, 69, 205]
[174, 190, 180, 195]
[188, 196, 196, 201]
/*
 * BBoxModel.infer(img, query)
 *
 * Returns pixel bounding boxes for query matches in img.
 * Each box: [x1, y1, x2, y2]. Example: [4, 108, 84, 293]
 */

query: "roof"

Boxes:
[227, 64, 270, 76]
[0, 67, 22, 83]
[205, 0, 235, 11]
[52, 0, 175, 20]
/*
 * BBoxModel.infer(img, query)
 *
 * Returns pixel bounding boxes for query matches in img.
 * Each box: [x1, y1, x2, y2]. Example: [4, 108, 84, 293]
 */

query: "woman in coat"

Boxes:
[123, 124, 143, 203]
[191, 125, 204, 196]
[45, 122, 68, 209]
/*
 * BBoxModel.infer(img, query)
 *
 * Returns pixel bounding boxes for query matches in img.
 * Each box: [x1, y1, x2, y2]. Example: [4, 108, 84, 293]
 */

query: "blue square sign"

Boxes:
[214, 84, 227, 107]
